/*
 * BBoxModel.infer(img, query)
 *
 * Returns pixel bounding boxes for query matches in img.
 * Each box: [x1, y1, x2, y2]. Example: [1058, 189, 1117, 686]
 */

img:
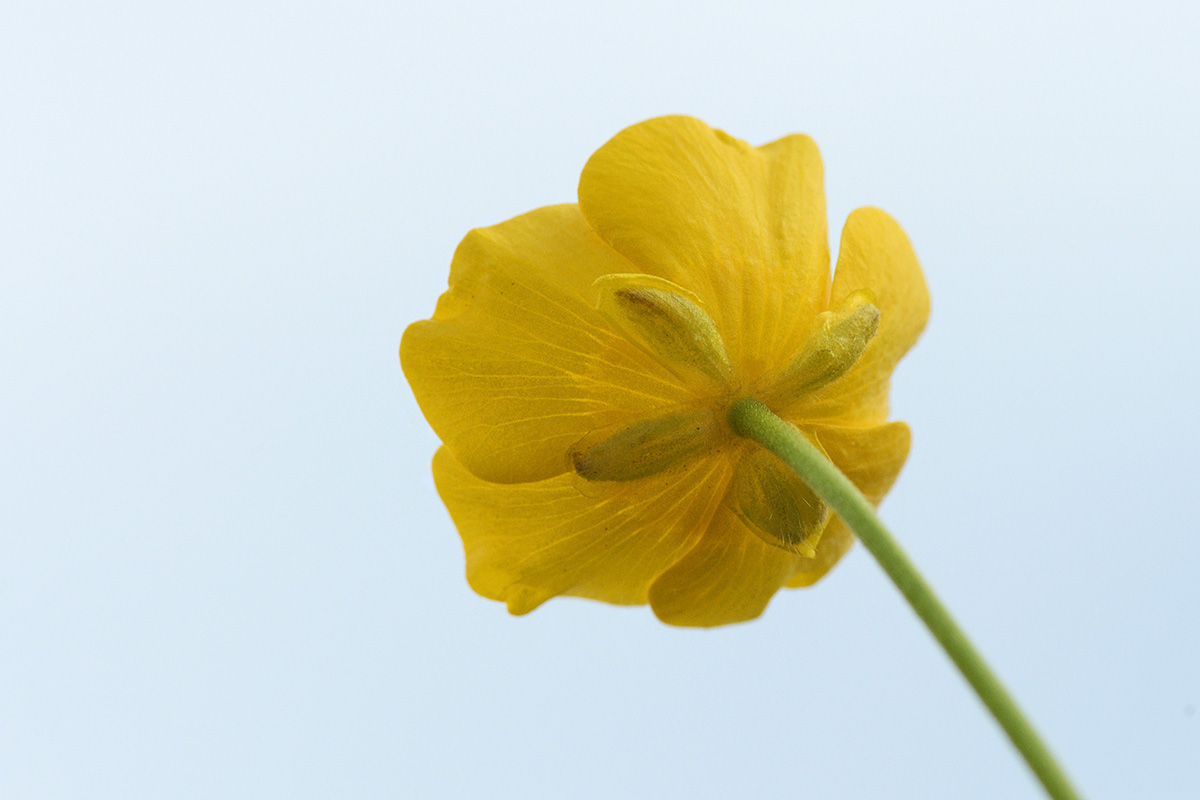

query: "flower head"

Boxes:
[401, 116, 929, 627]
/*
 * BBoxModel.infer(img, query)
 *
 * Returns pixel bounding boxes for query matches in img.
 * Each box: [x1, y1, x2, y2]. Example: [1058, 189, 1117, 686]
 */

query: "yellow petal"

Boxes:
[648, 502, 800, 627]
[432, 447, 733, 615]
[578, 116, 830, 380]
[785, 420, 912, 587]
[401, 204, 692, 484]
[797, 207, 930, 424]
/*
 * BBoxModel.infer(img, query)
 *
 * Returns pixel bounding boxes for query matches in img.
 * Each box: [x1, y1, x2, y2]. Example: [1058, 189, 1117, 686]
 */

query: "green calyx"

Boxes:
[753, 290, 880, 409]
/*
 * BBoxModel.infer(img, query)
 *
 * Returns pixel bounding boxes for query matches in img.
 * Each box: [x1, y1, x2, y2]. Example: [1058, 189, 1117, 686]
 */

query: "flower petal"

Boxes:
[798, 207, 930, 424]
[785, 420, 912, 586]
[647, 502, 800, 627]
[432, 447, 733, 615]
[402, 204, 693, 483]
[578, 116, 830, 380]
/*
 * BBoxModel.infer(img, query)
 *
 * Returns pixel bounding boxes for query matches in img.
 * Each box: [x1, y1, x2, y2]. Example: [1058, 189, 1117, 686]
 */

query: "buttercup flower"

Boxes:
[402, 116, 929, 627]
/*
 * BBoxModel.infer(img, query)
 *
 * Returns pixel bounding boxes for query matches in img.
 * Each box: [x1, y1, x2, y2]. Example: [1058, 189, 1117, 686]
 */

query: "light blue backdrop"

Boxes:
[3, 2, 1197, 797]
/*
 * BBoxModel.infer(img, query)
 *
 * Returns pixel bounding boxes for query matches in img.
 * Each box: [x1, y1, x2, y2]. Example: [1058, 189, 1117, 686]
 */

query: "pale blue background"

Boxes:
[3, 2, 1197, 798]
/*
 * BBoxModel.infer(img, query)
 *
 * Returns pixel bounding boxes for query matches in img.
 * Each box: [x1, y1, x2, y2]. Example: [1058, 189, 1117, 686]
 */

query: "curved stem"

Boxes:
[728, 398, 1082, 800]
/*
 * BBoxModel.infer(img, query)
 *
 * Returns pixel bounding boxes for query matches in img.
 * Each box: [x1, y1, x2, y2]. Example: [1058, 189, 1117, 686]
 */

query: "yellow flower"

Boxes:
[401, 116, 929, 627]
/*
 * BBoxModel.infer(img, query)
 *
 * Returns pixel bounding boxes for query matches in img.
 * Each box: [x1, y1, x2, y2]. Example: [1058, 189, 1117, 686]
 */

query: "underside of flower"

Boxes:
[569, 271, 881, 555]
[402, 115, 929, 627]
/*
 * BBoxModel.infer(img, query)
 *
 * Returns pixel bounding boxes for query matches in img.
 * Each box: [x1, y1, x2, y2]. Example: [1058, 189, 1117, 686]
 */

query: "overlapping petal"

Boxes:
[578, 116, 830, 380]
[648, 501, 801, 627]
[433, 446, 733, 614]
[785, 420, 912, 586]
[401, 204, 694, 484]
[796, 208, 930, 424]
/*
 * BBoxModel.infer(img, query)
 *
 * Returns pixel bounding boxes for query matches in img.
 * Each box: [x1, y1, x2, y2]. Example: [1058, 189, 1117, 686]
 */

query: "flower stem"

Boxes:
[728, 398, 1082, 800]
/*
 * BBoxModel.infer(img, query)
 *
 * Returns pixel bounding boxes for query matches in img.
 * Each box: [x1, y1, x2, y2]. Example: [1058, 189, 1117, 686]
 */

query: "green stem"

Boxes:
[728, 398, 1082, 800]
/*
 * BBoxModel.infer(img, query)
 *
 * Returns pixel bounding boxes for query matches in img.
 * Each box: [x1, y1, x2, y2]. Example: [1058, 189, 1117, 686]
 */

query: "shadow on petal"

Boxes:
[433, 447, 733, 614]
[648, 502, 800, 627]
